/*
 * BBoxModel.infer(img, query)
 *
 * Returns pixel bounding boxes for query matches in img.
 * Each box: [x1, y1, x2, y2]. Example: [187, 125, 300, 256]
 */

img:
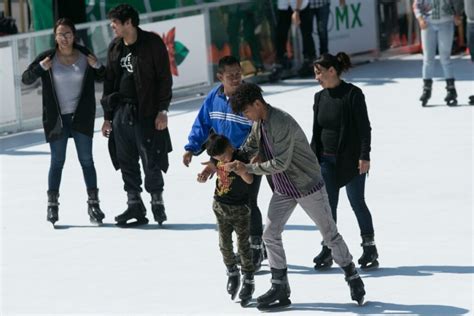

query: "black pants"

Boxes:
[276, 6, 315, 63]
[113, 104, 164, 194]
[249, 174, 263, 237]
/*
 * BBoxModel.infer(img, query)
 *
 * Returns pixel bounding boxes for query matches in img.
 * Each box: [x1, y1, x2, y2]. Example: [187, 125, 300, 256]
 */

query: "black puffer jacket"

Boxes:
[22, 43, 105, 142]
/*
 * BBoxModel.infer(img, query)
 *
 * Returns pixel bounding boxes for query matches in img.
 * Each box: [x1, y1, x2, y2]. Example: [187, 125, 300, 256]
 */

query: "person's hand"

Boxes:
[197, 161, 216, 183]
[454, 15, 462, 26]
[418, 17, 428, 30]
[102, 120, 112, 138]
[250, 155, 261, 164]
[224, 161, 246, 175]
[359, 160, 370, 174]
[87, 54, 98, 68]
[183, 151, 193, 167]
[40, 56, 52, 70]
[291, 10, 301, 25]
[155, 111, 168, 130]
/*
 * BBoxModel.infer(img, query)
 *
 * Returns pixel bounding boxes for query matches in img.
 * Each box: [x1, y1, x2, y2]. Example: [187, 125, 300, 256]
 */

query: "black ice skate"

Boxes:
[419, 79, 432, 107]
[358, 234, 379, 270]
[257, 268, 291, 311]
[313, 245, 333, 270]
[469, 95, 474, 105]
[47, 190, 59, 227]
[445, 78, 458, 106]
[226, 265, 241, 300]
[239, 271, 255, 307]
[115, 193, 148, 227]
[87, 189, 105, 225]
[269, 64, 283, 82]
[342, 262, 366, 306]
[150, 192, 167, 225]
[250, 236, 264, 272]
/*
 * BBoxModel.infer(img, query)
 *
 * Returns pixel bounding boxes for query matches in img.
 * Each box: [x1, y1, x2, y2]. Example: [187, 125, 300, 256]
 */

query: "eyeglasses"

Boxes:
[56, 32, 73, 39]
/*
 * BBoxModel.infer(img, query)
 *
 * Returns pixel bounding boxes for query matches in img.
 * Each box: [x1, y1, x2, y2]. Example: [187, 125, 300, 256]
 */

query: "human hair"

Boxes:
[53, 18, 76, 36]
[206, 134, 231, 157]
[313, 52, 352, 76]
[217, 55, 241, 74]
[229, 82, 264, 113]
[108, 4, 140, 27]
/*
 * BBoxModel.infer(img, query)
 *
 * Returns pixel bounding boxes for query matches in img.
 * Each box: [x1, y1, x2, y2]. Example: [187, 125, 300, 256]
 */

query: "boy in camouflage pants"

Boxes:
[198, 134, 255, 306]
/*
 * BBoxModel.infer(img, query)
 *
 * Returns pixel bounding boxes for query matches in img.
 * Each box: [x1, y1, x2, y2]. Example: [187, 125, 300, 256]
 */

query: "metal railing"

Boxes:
[0, 0, 252, 134]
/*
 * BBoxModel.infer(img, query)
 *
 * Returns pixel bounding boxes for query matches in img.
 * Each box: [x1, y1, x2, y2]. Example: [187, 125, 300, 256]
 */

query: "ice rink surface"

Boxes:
[1, 54, 473, 315]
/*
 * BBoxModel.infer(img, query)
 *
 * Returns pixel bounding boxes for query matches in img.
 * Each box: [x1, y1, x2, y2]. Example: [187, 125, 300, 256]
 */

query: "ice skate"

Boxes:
[47, 191, 59, 227]
[226, 265, 240, 300]
[115, 193, 148, 227]
[239, 272, 254, 307]
[257, 268, 291, 311]
[342, 262, 366, 306]
[358, 235, 379, 270]
[313, 245, 333, 270]
[151, 192, 167, 226]
[87, 189, 105, 225]
[419, 79, 432, 107]
[444, 78, 458, 106]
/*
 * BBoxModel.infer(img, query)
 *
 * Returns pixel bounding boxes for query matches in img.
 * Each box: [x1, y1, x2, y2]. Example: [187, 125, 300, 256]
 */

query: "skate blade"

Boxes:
[89, 218, 103, 226]
[116, 217, 149, 228]
[313, 261, 333, 271]
[257, 298, 291, 311]
[360, 260, 379, 270]
[356, 297, 365, 306]
[240, 298, 255, 307]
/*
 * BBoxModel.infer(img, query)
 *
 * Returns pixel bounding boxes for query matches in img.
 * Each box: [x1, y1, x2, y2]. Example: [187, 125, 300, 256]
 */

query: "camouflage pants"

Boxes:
[213, 200, 254, 273]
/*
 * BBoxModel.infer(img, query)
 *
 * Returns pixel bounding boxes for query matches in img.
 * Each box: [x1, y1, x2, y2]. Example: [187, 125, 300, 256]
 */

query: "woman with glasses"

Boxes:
[22, 18, 106, 226]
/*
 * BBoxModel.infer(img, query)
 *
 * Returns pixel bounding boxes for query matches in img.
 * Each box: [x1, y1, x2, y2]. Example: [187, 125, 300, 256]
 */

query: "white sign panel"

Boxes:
[0, 46, 16, 125]
[327, 0, 377, 54]
[141, 14, 209, 89]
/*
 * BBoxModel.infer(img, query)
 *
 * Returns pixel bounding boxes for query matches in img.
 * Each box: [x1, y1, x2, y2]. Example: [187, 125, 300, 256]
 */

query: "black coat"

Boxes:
[311, 81, 372, 188]
[22, 43, 105, 142]
[101, 28, 173, 173]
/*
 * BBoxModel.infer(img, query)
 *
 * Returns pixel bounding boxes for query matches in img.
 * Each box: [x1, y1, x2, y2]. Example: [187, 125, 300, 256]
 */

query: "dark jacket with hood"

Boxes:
[311, 81, 372, 188]
[22, 43, 105, 142]
[101, 27, 173, 173]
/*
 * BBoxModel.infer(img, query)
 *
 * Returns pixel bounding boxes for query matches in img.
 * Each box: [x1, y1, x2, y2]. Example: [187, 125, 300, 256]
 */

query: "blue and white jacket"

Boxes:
[184, 84, 253, 154]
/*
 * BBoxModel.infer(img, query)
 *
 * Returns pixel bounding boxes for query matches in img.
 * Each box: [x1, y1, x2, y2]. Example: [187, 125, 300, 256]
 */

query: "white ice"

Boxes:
[1, 54, 473, 315]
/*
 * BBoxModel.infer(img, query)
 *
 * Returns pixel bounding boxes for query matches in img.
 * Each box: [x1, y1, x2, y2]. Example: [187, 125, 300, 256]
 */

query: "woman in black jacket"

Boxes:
[22, 18, 105, 226]
[310, 52, 378, 270]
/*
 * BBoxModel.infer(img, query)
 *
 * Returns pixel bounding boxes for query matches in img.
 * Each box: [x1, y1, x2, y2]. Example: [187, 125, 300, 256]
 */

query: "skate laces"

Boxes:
[361, 240, 376, 247]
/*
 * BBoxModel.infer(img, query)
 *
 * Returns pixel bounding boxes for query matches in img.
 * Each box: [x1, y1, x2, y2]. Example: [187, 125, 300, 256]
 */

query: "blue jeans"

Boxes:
[421, 21, 454, 79]
[48, 114, 97, 191]
[320, 154, 374, 236]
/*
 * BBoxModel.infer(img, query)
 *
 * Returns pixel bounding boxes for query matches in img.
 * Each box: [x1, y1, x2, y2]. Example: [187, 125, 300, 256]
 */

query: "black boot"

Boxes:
[47, 190, 59, 226]
[151, 192, 167, 226]
[419, 79, 432, 107]
[239, 271, 255, 307]
[313, 244, 333, 270]
[445, 78, 458, 106]
[358, 234, 379, 270]
[115, 192, 148, 227]
[226, 265, 241, 300]
[257, 268, 291, 310]
[87, 189, 105, 225]
[342, 262, 366, 306]
[469, 95, 474, 105]
[250, 236, 263, 272]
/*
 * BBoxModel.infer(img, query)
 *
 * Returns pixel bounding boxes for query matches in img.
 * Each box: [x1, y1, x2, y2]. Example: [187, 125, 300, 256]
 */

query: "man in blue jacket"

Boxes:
[183, 56, 265, 270]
